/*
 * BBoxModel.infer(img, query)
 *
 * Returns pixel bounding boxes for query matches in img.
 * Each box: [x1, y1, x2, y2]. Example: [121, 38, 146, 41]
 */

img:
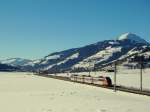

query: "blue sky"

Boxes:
[0, 0, 150, 60]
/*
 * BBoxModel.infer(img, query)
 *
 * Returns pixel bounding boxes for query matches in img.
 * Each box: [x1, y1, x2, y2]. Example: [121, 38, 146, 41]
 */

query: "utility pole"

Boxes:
[88, 60, 92, 76]
[114, 62, 117, 92]
[93, 60, 97, 76]
[140, 56, 143, 92]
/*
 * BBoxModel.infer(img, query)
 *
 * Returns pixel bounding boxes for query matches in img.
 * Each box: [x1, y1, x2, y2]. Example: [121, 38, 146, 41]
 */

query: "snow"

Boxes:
[39, 55, 61, 67]
[0, 72, 149, 112]
[41, 60, 48, 64]
[73, 47, 122, 68]
[67, 53, 79, 59]
[44, 53, 79, 70]
[142, 51, 150, 56]
[44, 64, 56, 70]
[117, 48, 137, 60]
[1, 58, 17, 64]
[117, 33, 148, 44]
[0, 58, 32, 66]
[109, 41, 119, 45]
[45, 55, 61, 60]
[23, 59, 41, 66]
[32, 59, 41, 64]
[57, 53, 79, 65]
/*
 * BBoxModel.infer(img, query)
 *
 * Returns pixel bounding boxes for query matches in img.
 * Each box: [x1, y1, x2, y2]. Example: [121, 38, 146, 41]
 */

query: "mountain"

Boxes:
[117, 33, 148, 44]
[2, 33, 149, 73]
[0, 58, 32, 67]
[25, 33, 149, 72]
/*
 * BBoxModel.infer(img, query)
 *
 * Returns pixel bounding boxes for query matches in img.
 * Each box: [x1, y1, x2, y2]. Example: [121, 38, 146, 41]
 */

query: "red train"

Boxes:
[70, 74, 112, 87]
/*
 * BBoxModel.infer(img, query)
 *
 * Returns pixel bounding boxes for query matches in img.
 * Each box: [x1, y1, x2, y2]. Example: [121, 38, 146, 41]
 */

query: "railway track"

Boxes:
[35, 73, 150, 96]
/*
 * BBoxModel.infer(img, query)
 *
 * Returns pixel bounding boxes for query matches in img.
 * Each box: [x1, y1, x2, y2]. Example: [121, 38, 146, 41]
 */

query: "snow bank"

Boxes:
[0, 72, 149, 112]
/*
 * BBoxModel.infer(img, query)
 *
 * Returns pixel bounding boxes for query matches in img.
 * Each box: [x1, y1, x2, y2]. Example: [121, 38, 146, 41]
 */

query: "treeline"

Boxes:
[0, 63, 19, 71]
[129, 55, 150, 63]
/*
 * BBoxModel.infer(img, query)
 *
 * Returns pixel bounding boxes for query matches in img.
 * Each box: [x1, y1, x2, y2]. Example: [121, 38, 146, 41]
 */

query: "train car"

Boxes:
[93, 76, 112, 86]
[84, 75, 93, 84]
[70, 74, 112, 87]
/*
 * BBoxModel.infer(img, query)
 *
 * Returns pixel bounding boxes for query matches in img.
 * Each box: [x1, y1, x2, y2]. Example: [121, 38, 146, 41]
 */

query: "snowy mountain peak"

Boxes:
[117, 33, 148, 44]
[0, 58, 32, 67]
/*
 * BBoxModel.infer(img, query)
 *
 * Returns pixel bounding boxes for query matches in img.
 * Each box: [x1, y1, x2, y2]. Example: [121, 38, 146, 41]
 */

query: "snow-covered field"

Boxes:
[0, 72, 150, 112]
